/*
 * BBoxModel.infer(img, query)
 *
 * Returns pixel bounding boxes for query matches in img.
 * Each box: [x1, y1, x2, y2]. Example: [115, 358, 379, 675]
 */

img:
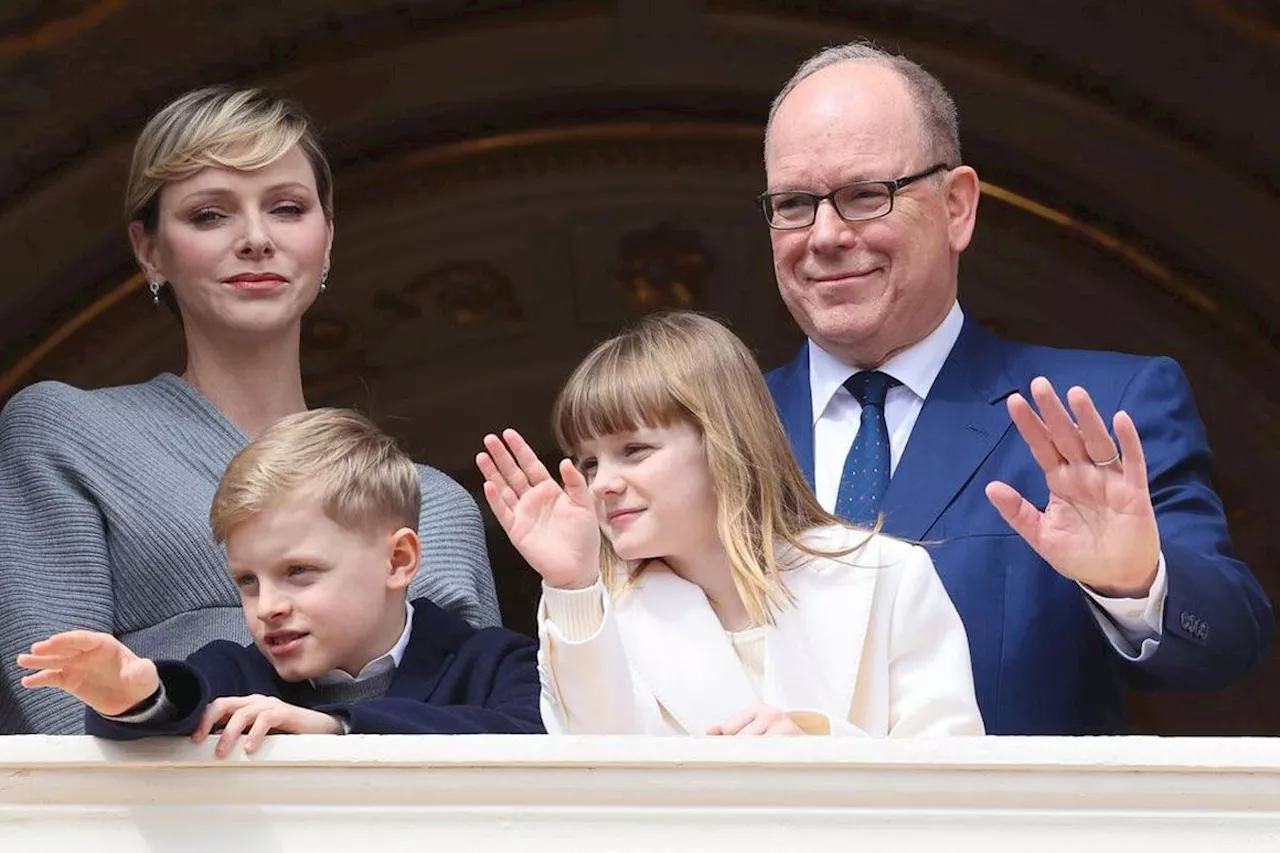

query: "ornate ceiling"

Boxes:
[0, 0, 1276, 734]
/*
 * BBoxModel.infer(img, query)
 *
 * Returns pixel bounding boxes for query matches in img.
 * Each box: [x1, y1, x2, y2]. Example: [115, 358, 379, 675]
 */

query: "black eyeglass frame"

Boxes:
[758, 162, 953, 230]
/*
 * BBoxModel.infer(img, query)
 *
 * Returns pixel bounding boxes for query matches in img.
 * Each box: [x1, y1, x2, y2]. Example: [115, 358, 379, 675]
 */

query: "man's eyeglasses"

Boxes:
[758, 163, 952, 230]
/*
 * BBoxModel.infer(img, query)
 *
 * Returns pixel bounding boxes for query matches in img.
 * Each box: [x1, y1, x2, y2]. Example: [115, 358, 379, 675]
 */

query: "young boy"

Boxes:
[17, 408, 544, 755]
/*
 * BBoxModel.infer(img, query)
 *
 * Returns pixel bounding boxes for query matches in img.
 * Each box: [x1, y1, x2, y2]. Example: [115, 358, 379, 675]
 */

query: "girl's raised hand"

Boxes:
[477, 428, 601, 590]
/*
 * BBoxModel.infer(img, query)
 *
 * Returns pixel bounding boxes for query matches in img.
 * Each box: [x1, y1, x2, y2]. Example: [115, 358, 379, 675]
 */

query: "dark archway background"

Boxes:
[1, 0, 1276, 734]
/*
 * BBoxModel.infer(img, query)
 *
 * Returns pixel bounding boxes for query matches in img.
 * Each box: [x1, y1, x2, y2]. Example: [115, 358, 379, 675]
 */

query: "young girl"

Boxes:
[477, 311, 983, 736]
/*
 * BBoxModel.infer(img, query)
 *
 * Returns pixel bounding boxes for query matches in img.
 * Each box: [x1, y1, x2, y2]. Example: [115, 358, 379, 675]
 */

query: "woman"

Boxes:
[478, 311, 983, 736]
[0, 87, 499, 734]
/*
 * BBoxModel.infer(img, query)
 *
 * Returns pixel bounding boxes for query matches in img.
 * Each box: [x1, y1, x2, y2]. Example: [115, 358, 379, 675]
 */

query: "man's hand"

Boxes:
[17, 631, 160, 716]
[707, 703, 804, 736]
[193, 694, 343, 757]
[986, 377, 1160, 598]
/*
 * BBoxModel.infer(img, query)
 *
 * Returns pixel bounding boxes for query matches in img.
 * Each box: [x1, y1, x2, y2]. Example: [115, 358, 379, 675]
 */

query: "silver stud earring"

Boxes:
[319, 263, 329, 294]
[148, 278, 162, 306]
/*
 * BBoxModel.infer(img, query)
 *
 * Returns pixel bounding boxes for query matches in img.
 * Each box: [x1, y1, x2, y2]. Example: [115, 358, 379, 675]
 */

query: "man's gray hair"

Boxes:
[766, 41, 961, 166]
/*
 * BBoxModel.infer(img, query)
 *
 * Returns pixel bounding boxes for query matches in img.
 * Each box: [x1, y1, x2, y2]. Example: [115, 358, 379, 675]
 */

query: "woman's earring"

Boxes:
[319, 263, 329, 294]
[148, 278, 162, 306]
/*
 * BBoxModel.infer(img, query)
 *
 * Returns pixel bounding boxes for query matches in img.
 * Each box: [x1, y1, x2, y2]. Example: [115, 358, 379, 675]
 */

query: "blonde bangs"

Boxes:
[553, 339, 687, 456]
[144, 122, 305, 186]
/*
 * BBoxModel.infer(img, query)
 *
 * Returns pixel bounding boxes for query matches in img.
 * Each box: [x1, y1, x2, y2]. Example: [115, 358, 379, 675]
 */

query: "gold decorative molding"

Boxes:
[1194, 0, 1280, 46]
[0, 0, 128, 59]
[0, 271, 144, 397]
[0, 122, 1232, 397]
[978, 182, 1217, 313]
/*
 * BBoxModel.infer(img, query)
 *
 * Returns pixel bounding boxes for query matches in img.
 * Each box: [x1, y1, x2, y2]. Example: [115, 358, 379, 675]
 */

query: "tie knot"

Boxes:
[844, 370, 900, 408]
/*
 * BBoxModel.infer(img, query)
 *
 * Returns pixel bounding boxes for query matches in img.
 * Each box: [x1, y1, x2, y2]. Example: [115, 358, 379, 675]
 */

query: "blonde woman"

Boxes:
[0, 87, 498, 734]
[478, 311, 983, 736]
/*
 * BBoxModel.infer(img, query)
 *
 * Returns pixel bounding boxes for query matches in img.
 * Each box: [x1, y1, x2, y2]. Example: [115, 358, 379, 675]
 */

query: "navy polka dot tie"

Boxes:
[835, 371, 901, 526]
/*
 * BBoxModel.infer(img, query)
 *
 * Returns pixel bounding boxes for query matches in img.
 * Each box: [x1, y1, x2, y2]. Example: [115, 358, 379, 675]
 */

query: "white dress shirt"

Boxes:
[807, 301, 1166, 660]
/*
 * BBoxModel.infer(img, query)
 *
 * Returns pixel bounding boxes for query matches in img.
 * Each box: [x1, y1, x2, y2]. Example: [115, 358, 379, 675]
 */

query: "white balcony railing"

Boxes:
[3, 735, 1279, 852]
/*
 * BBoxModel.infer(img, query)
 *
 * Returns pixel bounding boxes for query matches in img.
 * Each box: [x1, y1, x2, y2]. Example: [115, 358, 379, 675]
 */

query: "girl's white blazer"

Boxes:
[537, 525, 984, 736]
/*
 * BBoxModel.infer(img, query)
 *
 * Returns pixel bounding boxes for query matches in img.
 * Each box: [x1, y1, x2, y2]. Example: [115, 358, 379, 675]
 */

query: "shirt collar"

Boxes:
[311, 599, 415, 686]
[808, 301, 965, 425]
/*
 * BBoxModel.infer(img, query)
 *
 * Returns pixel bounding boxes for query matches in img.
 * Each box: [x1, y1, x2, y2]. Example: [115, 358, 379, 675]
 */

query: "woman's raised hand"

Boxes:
[477, 429, 601, 590]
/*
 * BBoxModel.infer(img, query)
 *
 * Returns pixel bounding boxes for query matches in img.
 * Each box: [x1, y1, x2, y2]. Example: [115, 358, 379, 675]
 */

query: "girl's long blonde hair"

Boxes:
[553, 311, 876, 626]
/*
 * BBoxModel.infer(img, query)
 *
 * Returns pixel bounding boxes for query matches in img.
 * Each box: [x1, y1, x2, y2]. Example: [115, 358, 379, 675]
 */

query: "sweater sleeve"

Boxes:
[413, 466, 501, 628]
[0, 386, 115, 734]
[537, 580, 643, 734]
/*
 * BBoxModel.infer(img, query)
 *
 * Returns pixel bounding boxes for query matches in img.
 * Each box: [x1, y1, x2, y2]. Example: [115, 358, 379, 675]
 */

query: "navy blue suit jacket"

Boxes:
[86, 598, 545, 739]
[766, 316, 1273, 734]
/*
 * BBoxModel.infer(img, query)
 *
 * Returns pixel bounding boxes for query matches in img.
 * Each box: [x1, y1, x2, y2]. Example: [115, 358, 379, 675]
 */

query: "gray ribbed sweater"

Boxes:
[0, 374, 500, 734]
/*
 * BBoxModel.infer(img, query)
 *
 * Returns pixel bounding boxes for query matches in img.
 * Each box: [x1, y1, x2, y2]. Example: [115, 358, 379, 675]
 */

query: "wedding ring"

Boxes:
[1091, 451, 1121, 467]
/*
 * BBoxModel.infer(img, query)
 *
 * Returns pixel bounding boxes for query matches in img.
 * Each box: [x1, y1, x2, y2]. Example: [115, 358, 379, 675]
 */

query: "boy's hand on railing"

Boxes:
[193, 694, 343, 757]
[16, 631, 160, 716]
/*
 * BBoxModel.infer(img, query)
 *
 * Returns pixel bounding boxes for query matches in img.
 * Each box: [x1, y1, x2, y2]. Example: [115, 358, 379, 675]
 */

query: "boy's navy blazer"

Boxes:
[766, 315, 1273, 734]
[86, 597, 545, 738]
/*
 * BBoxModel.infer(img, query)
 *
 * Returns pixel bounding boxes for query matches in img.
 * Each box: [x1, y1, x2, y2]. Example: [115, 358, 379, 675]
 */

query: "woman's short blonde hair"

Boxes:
[553, 311, 873, 626]
[210, 408, 420, 544]
[127, 85, 334, 231]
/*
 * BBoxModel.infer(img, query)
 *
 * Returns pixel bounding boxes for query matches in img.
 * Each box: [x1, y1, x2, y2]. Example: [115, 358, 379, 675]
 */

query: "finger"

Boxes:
[244, 712, 278, 754]
[559, 458, 593, 508]
[1006, 393, 1064, 473]
[503, 428, 554, 487]
[705, 725, 725, 736]
[475, 452, 517, 508]
[194, 696, 243, 743]
[1029, 377, 1087, 463]
[985, 481, 1044, 553]
[1066, 386, 1118, 466]
[480, 481, 516, 530]
[735, 716, 772, 736]
[19, 669, 66, 689]
[1114, 411, 1149, 490]
[715, 708, 757, 736]
[482, 432, 532, 495]
[27, 631, 107, 656]
[16, 652, 82, 670]
[216, 705, 258, 757]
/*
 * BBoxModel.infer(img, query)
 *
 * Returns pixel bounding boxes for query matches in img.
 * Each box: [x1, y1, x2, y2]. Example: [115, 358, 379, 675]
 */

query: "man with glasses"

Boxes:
[762, 42, 1272, 735]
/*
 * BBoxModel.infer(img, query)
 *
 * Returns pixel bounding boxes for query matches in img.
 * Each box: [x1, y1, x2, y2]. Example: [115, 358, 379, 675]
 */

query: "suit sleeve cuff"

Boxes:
[1080, 550, 1168, 661]
[99, 682, 180, 725]
[540, 579, 607, 642]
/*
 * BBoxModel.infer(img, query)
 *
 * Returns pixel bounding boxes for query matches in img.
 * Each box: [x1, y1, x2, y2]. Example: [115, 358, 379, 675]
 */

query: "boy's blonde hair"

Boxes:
[211, 408, 420, 544]
[553, 311, 874, 626]
[127, 85, 334, 231]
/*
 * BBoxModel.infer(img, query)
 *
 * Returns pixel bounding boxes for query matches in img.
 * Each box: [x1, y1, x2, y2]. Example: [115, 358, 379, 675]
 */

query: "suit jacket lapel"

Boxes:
[882, 318, 1018, 539]
[615, 568, 758, 735]
[768, 347, 816, 487]
[765, 557, 877, 718]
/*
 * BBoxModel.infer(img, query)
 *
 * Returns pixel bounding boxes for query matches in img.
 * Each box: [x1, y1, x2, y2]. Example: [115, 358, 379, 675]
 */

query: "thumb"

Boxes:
[560, 458, 592, 507]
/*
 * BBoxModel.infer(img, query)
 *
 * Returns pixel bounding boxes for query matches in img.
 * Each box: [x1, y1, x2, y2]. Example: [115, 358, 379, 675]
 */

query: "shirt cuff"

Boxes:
[1080, 551, 1168, 661]
[541, 579, 607, 642]
[100, 682, 179, 725]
